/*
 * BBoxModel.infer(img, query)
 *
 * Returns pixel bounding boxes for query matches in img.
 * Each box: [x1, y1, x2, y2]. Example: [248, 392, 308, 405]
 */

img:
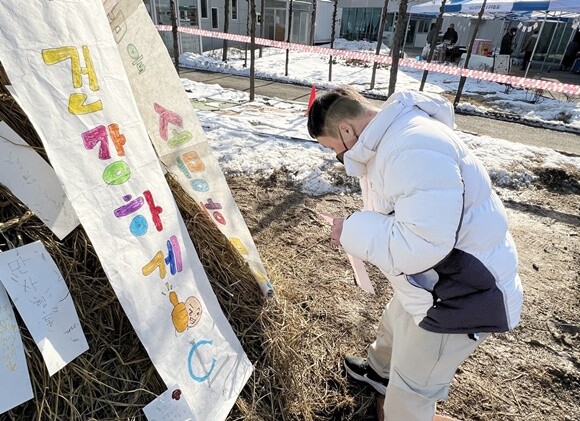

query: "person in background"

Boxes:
[442, 23, 458, 45]
[307, 87, 523, 421]
[521, 30, 539, 70]
[422, 23, 438, 60]
[426, 23, 437, 45]
[560, 28, 580, 71]
[500, 27, 517, 55]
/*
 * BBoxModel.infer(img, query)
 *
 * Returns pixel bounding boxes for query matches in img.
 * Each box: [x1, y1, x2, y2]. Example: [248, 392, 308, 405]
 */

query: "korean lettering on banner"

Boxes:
[104, 0, 273, 298]
[26, 1, 252, 419]
[40, 43, 181, 282]
[102, 21, 226, 233]
[0, 2, 252, 418]
[149, 103, 227, 228]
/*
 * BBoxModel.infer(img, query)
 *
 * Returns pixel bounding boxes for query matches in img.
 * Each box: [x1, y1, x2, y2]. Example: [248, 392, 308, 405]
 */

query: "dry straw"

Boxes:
[0, 65, 372, 419]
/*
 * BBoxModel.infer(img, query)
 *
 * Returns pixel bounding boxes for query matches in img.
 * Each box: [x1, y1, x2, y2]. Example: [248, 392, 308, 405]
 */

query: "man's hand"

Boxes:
[314, 211, 345, 247]
[330, 218, 344, 246]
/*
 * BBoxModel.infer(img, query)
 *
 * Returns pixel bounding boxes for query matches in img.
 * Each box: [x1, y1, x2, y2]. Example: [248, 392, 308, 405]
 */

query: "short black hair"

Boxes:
[307, 89, 348, 138]
[307, 87, 370, 139]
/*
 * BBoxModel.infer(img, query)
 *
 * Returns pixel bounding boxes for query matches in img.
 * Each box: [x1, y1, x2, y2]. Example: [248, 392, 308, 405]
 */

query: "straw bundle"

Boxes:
[1, 69, 374, 420]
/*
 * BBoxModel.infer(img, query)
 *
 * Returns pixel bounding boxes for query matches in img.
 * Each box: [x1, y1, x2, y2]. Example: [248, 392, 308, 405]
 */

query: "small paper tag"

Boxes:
[317, 211, 375, 294]
[143, 385, 195, 421]
[347, 255, 375, 294]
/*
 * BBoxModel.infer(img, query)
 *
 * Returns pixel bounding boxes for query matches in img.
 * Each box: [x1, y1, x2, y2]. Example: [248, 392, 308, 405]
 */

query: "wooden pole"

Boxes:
[223, 0, 230, 62]
[259, 0, 265, 58]
[370, 0, 390, 90]
[170, 0, 179, 73]
[250, 0, 256, 101]
[285, 0, 294, 77]
[388, 0, 408, 96]
[329, 0, 338, 81]
[454, 0, 487, 106]
[419, 0, 447, 91]
[310, 0, 317, 46]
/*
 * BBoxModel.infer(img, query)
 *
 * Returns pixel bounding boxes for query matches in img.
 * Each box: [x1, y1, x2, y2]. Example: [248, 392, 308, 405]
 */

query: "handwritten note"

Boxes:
[0, 122, 79, 240]
[0, 242, 88, 376]
[0, 285, 33, 414]
[143, 384, 195, 421]
[317, 211, 375, 294]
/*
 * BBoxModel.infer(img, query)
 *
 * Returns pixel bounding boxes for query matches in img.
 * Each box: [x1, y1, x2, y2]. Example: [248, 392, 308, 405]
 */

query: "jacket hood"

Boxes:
[344, 91, 456, 177]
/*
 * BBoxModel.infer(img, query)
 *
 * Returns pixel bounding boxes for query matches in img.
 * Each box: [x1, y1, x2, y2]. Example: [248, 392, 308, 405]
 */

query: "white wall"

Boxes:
[199, 0, 253, 51]
[415, 31, 428, 47]
[315, 1, 339, 44]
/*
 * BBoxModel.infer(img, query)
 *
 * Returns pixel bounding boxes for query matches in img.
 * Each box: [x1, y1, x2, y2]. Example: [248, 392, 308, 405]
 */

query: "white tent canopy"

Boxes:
[410, 0, 580, 79]
[410, 0, 580, 15]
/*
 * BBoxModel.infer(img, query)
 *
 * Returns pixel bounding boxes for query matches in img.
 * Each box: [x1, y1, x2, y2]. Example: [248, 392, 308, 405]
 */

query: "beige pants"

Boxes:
[368, 295, 488, 421]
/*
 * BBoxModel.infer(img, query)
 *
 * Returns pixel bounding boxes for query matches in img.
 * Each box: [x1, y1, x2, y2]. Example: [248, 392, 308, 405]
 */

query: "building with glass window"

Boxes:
[145, 0, 322, 55]
[145, 1, 439, 56]
[336, 1, 435, 48]
[145, 0, 246, 54]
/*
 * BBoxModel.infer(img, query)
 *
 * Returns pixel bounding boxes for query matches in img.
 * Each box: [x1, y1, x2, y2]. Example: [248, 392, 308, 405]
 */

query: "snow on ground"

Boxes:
[182, 78, 579, 196]
[180, 39, 580, 130]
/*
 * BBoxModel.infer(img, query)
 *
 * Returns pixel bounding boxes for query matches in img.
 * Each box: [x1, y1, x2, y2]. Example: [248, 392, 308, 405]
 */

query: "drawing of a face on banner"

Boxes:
[169, 291, 202, 333]
[102, 0, 274, 298]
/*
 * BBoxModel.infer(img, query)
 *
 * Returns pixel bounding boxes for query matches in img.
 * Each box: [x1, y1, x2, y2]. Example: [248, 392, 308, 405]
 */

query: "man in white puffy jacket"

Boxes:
[307, 87, 523, 420]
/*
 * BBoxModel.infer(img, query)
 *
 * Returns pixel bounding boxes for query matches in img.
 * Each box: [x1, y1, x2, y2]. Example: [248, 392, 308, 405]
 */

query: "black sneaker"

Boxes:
[343, 356, 389, 395]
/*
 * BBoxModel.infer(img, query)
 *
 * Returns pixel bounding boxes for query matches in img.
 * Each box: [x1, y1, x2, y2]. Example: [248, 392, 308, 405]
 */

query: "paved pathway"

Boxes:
[180, 68, 580, 156]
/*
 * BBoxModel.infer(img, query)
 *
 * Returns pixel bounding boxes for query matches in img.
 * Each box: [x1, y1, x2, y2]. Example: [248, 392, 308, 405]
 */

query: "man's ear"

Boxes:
[338, 122, 353, 135]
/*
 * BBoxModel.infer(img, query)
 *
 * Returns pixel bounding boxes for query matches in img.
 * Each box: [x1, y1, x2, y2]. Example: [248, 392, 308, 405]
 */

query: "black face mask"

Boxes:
[336, 131, 349, 164]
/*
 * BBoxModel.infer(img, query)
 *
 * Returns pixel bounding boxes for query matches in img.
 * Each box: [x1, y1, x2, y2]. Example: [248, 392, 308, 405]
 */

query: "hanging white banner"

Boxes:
[0, 1, 252, 419]
[102, 0, 273, 298]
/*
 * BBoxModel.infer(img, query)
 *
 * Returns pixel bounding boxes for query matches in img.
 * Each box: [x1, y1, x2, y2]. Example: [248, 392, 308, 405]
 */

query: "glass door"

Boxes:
[154, 0, 172, 24]
[178, 0, 201, 54]
[406, 19, 417, 45]
[264, 7, 287, 41]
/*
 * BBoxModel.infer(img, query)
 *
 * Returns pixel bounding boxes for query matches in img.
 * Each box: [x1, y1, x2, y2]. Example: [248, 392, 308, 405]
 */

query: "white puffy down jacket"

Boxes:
[341, 91, 523, 334]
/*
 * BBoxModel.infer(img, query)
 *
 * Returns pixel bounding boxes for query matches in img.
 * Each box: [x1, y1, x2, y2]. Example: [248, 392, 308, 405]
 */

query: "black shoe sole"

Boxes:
[343, 360, 387, 395]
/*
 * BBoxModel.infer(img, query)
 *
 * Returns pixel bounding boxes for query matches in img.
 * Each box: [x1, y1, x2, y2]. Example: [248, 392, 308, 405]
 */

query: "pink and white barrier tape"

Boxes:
[158, 25, 580, 96]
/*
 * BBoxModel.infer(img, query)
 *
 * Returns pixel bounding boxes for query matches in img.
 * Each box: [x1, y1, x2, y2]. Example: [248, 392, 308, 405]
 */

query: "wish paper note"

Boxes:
[143, 384, 194, 421]
[0, 285, 33, 414]
[0, 122, 79, 240]
[317, 211, 375, 294]
[0, 242, 88, 376]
